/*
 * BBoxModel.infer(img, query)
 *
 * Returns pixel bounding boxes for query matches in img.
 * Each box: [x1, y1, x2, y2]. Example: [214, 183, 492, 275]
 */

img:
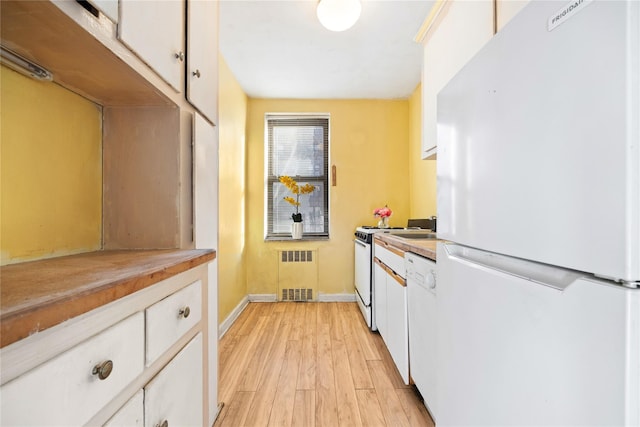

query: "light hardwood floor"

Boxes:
[215, 302, 435, 427]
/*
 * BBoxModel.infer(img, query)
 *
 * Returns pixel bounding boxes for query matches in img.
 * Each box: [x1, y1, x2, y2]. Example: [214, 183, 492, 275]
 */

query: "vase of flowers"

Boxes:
[374, 205, 392, 228]
[280, 175, 316, 239]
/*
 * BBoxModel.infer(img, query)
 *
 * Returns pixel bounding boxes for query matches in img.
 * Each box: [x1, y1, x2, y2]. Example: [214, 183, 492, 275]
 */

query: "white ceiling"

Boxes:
[219, 0, 435, 100]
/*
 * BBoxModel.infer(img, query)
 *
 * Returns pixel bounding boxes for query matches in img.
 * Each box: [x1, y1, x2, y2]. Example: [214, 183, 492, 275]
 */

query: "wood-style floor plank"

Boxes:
[396, 388, 436, 427]
[215, 302, 434, 427]
[218, 314, 269, 404]
[237, 311, 283, 391]
[291, 390, 316, 427]
[297, 303, 317, 391]
[244, 307, 295, 426]
[355, 389, 387, 427]
[367, 360, 412, 427]
[332, 337, 363, 426]
[218, 391, 254, 427]
[315, 303, 339, 426]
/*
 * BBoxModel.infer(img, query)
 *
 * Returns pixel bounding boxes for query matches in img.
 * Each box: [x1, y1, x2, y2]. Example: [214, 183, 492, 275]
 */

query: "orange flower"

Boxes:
[279, 175, 316, 217]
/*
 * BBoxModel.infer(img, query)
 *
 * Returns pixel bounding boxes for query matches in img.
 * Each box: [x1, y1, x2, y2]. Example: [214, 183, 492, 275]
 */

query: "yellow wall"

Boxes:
[408, 83, 437, 218]
[217, 56, 249, 322]
[1, 66, 102, 264]
[246, 99, 410, 296]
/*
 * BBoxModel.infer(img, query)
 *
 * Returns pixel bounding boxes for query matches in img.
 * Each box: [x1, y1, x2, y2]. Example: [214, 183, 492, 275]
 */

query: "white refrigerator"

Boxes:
[436, 1, 639, 425]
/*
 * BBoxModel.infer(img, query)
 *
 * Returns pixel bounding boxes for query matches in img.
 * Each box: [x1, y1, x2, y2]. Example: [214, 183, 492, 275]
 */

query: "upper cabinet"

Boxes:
[118, 0, 186, 92]
[118, 0, 218, 124]
[418, 0, 494, 159]
[187, 0, 219, 124]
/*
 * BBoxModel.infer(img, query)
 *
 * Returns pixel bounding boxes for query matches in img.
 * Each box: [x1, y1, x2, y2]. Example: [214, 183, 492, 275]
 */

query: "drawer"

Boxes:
[0, 312, 144, 426]
[375, 241, 406, 278]
[105, 389, 143, 427]
[146, 280, 202, 366]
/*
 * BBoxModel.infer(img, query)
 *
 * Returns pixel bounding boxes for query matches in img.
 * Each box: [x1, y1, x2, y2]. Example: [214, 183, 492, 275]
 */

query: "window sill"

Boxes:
[265, 236, 330, 242]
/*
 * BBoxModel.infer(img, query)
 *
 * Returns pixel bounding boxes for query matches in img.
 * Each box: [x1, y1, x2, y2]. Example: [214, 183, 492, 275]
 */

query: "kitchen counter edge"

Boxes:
[0, 249, 216, 348]
[374, 234, 438, 261]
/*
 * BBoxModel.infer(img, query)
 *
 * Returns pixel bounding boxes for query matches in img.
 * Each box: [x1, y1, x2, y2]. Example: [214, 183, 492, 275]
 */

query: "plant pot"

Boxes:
[291, 222, 303, 239]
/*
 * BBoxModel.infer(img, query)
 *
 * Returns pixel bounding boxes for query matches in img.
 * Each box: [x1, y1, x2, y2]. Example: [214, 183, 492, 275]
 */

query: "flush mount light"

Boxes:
[317, 0, 362, 32]
[0, 46, 53, 81]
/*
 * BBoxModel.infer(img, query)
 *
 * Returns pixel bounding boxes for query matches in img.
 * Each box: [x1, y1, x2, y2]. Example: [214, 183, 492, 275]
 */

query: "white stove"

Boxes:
[354, 225, 434, 330]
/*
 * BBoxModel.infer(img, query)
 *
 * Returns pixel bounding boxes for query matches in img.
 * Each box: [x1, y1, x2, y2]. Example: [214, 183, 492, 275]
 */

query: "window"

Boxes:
[266, 114, 329, 239]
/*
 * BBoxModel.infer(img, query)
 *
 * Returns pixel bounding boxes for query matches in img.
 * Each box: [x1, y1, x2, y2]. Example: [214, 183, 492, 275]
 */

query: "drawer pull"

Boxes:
[156, 420, 169, 427]
[192, 69, 201, 78]
[92, 360, 113, 380]
[174, 51, 185, 62]
[178, 306, 191, 319]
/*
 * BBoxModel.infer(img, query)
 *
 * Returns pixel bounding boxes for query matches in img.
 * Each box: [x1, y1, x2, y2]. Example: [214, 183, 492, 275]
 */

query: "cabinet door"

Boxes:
[118, 0, 185, 92]
[421, 0, 494, 158]
[386, 270, 409, 384]
[104, 390, 144, 427]
[187, 0, 218, 124]
[373, 260, 388, 339]
[145, 333, 203, 427]
[193, 113, 219, 250]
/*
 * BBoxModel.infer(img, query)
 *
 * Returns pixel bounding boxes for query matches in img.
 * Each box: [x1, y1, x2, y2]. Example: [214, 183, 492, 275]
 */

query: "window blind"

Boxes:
[266, 115, 330, 238]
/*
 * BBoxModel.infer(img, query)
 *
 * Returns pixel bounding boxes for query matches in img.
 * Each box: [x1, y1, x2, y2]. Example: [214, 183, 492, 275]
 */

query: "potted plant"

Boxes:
[279, 176, 316, 239]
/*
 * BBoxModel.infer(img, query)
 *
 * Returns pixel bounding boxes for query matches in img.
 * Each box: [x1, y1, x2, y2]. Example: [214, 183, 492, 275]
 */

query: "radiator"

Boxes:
[277, 250, 317, 301]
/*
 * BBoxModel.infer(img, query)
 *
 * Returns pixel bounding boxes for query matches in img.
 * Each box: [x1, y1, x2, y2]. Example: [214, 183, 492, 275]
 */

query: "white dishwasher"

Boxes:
[405, 252, 437, 421]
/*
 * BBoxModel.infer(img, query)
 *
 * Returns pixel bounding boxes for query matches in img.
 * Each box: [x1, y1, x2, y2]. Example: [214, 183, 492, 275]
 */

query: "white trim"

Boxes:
[248, 293, 278, 302]
[218, 295, 249, 338]
[317, 292, 357, 302]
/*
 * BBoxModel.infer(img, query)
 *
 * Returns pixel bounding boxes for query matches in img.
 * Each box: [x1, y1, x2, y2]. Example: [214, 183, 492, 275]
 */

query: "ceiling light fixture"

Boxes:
[0, 46, 52, 81]
[317, 0, 362, 32]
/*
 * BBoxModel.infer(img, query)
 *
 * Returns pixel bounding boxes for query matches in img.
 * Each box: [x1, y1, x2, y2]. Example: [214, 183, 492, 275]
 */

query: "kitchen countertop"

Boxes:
[0, 249, 216, 348]
[374, 233, 438, 261]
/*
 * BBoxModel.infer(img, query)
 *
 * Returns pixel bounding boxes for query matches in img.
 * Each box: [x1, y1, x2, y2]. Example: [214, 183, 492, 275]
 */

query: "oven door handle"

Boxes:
[354, 239, 368, 247]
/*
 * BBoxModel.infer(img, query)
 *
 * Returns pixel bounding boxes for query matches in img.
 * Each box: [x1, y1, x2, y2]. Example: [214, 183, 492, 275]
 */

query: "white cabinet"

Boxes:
[193, 113, 219, 250]
[1, 313, 144, 426]
[385, 267, 409, 385]
[146, 280, 202, 366]
[373, 238, 409, 384]
[118, 0, 219, 123]
[419, 0, 494, 159]
[0, 266, 209, 427]
[118, 0, 185, 92]
[187, 0, 219, 124]
[145, 333, 203, 427]
[374, 260, 388, 338]
[105, 390, 144, 427]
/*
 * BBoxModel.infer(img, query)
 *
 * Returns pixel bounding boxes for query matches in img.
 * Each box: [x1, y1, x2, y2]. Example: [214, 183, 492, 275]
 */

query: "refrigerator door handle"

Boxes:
[443, 243, 585, 291]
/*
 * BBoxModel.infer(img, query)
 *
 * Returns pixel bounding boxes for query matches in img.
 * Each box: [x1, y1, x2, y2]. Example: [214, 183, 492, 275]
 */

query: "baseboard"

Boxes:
[317, 292, 357, 302]
[218, 295, 249, 338]
[248, 293, 278, 302]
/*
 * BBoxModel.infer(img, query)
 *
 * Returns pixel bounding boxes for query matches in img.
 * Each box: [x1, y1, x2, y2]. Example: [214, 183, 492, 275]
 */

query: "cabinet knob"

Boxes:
[155, 420, 169, 427]
[178, 306, 191, 319]
[174, 51, 185, 62]
[92, 360, 113, 380]
[192, 69, 201, 78]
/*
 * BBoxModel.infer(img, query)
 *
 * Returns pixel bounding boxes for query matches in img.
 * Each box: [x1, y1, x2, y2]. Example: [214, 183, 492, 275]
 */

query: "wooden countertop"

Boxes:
[0, 249, 216, 348]
[374, 233, 438, 261]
